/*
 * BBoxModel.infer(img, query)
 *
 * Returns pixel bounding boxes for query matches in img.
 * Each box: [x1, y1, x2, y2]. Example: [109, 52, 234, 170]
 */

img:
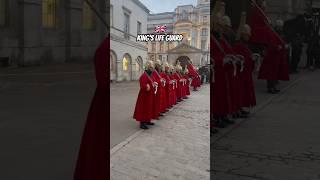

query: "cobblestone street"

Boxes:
[212, 70, 320, 180]
[111, 85, 210, 180]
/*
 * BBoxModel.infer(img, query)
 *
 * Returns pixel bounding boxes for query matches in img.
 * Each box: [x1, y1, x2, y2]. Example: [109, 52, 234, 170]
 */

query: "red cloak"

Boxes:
[184, 74, 191, 96]
[233, 41, 257, 107]
[211, 36, 233, 115]
[173, 72, 182, 99]
[220, 37, 240, 112]
[248, 4, 289, 81]
[74, 37, 108, 180]
[133, 72, 156, 122]
[187, 64, 201, 88]
[160, 72, 171, 109]
[151, 71, 162, 117]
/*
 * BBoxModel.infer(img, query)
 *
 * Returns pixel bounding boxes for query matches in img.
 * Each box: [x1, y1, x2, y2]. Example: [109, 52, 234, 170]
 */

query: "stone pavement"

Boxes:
[0, 63, 95, 180]
[212, 70, 320, 180]
[111, 85, 210, 180]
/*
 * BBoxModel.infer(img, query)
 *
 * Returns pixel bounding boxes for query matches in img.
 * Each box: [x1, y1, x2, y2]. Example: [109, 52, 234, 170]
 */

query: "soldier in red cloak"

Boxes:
[233, 13, 257, 113]
[74, 37, 108, 180]
[133, 61, 157, 129]
[211, 8, 234, 128]
[160, 63, 171, 111]
[153, 60, 167, 116]
[173, 64, 183, 102]
[248, 0, 289, 94]
[184, 69, 191, 96]
[169, 65, 178, 105]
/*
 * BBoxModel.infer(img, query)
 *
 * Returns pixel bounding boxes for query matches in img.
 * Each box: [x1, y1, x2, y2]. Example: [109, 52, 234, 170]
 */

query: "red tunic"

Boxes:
[211, 36, 233, 115]
[151, 71, 163, 117]
[233, 41, 257, 107]
[74, 37, 108, 180]
[220, 37, 240, 112]
[160, 72, 170, 110]
[173, 72, 182, 99]
[187, 64, 201, 88]
[133, 72, 155, 122]
[170, 74, 177, 105]
[179, 74, 187, 98]
[184, 74, 191, 96]
[248, 4, 289, 81]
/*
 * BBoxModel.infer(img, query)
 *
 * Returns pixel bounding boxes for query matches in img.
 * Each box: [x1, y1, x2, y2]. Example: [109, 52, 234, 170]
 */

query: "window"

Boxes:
[182, 10, 188, 20]
[201, 28, 208, 36]
[124, 13, 130, 39]
[110, 54, 114, 71]
[152, 43, 156, 52]
[42, 0, 58, 28]
[136, 57, 143, 72]
[202, 16, 208, 22]
[137, 21, 141, 34]
[0, 0, 7, 26]
[82, 0, 96, 30]
[201, 40, 206, 50]
[160, 42, 164, 52]
[110, 5, 113, 26]
[159, 55, 162, 61]
[122, 56, 129, 71]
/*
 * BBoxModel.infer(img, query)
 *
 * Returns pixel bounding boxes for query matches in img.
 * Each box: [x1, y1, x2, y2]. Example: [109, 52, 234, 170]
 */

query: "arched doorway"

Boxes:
[176, 56, 191, 70]
[136, 56, 144, 75]
[122, 53, 132, 81]
[110, 50, 117, 81]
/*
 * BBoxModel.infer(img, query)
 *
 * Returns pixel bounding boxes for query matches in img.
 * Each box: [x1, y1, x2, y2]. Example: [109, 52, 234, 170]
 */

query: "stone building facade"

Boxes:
[147, 0, 210, 69]
[0, 0, 107, 67]
[110, 0, 149, 81]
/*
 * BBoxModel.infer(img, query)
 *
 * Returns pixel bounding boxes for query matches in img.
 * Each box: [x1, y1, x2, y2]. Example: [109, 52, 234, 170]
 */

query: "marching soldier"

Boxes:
[248, 0, 289, 94]
[187, 61, 201, 91]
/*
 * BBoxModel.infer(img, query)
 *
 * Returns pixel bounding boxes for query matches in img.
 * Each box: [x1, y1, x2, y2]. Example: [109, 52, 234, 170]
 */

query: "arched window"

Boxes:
[136, 57, 143, 72]
[0, 0, 8, 26]
[182, 10, 188, 20]
[122, 54, 131, 71]
[82, 0, 96, 30]
[42, 0, 58, 28]
[201, 28, 208, 36]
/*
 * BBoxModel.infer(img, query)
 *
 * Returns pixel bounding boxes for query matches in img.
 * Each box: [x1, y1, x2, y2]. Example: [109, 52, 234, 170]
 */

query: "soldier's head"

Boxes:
[145, 60, 154, 73]
[221, 16, 232, 30]
[163, 62, 170, 73]
[155, 60, 162, 71]
[212, 1, 225, 34]
[241, 24, 251, 41]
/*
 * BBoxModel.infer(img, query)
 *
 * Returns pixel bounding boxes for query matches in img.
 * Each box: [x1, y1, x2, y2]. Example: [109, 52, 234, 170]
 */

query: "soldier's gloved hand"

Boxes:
[252, 53, 261, 61]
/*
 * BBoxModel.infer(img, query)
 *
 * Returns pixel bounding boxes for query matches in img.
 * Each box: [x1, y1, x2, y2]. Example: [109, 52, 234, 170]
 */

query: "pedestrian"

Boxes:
[290, 33, 303, 73]
[133, 60, 157, 129]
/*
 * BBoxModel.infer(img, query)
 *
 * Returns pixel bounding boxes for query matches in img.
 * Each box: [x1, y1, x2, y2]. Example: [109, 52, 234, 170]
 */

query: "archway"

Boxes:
[122, 53, 132, 81]
[110, 50, 117, 81]
[176, 56, 191, 70]
[136, 56, 143, 74]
